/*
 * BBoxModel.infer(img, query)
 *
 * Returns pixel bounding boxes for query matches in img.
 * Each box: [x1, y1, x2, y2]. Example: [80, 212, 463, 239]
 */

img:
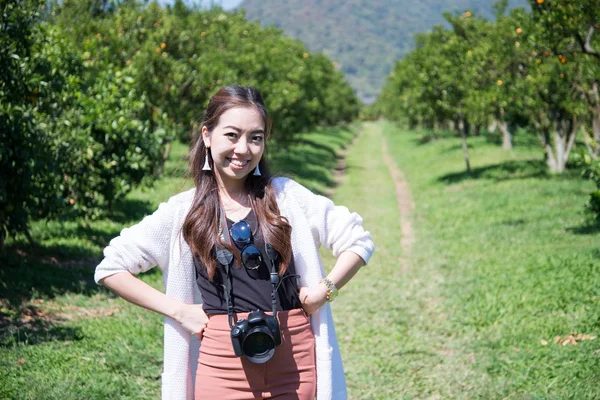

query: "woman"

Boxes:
[94, 85, 374, 400]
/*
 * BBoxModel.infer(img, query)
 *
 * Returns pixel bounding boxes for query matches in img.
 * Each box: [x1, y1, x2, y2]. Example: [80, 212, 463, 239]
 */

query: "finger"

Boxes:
[194, 327, 205, 341]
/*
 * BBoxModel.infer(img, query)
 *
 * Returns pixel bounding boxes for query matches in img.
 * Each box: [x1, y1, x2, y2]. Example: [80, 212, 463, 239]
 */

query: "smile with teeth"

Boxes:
[228, 158, 250, 167]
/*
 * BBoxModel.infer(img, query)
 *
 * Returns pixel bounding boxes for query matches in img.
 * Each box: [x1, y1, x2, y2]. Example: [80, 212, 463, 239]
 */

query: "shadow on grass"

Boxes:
[0, 198, 157, 336]
[566, 220, 600, 235]
[0, 255, 97, 345]
[272, 152, 340, 193]
[439, 159, 550, 184]
[270, 128, 356, 194]
[289, 138, 339, 159]
[1, 318, 85, 347]
[0, 254, 99, 306]
[109, 197, 156, 224]
[413, 130, 458, 145]
[439, 142, 474, 154]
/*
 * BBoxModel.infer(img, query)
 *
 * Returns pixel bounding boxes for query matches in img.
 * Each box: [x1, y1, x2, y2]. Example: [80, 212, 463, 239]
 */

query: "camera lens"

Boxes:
[243, 326, 275, 363]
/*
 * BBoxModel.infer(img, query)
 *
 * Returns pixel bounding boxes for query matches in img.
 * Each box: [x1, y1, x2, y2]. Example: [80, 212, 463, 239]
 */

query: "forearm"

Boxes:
[325, 250, 366, 290]
[299, 250, 366, 314]
[100, 271, 182, 320]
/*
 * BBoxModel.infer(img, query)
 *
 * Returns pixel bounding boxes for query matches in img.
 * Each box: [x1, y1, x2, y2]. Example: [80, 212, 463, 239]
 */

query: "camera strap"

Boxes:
[217, 203, 279, 329]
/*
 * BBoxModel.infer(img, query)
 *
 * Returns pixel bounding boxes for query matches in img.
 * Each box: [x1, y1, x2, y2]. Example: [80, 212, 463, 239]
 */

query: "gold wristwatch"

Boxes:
[320, 278, 339, 302]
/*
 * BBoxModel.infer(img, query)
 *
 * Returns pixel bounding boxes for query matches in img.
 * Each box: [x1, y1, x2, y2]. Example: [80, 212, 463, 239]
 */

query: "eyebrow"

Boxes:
[223, 125, 265, 134]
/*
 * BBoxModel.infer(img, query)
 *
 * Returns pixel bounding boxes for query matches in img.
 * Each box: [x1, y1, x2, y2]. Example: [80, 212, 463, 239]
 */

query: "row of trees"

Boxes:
[1, 0, 359, 249]
[377, 0, 599, 175]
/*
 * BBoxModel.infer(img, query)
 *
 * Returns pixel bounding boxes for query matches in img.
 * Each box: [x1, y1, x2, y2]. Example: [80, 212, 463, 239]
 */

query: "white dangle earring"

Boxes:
[202, 148, 211, 171]
[253, 162, 261, 176]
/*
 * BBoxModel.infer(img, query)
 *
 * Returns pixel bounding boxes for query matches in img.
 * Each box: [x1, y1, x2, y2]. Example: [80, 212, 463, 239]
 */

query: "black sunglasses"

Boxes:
[229, 220, 263, 270]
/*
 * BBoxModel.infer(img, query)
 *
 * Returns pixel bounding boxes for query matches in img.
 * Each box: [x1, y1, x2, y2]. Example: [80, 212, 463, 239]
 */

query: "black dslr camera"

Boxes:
[231, 309, 281, 364]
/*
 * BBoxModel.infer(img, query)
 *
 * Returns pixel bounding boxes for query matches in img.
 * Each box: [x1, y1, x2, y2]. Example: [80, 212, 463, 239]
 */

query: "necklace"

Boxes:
[220, 194, 252, 222]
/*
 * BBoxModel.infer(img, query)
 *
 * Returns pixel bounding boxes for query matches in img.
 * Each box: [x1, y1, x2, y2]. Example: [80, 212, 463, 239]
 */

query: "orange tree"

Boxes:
[0, 0, 68, 248]
[377, 3, 589, 174]
[531, 0, 600, 215]
[50, 0, 358, 144]
[461, 3, 533, 150]
[530, 0, 600, 147]
[377, 42, 433, 128]
[383, 11, 491, 172]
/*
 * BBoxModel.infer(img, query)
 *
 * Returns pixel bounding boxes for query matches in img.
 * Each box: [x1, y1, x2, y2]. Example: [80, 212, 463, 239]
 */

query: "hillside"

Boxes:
[238, 0, 529, 103]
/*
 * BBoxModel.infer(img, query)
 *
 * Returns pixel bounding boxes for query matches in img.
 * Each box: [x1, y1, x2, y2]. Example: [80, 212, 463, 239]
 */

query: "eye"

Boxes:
[225, 132, 238, 139]
[252, 135, 264, 143]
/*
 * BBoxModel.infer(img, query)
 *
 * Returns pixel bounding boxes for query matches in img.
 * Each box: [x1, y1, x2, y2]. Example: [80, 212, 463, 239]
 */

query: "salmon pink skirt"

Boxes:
[195, 308, 316, 400]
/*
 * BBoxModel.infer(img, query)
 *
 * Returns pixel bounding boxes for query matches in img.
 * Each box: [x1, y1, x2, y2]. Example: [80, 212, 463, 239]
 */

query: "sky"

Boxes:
[205, 0, 243, 9]
[158, 0, 243, 10]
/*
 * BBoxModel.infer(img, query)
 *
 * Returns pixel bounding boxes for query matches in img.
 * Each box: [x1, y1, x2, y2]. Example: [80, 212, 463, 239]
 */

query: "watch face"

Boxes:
[328, 289, 339, 301]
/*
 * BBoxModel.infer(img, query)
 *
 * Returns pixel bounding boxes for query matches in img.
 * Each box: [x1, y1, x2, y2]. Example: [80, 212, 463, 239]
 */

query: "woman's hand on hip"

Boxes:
[173, 303, 209, 340]
[299, 285, 328, 316]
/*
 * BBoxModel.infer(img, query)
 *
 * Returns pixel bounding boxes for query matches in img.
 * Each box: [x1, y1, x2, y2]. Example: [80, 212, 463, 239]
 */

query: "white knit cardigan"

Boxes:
[94, 177, 374, 400]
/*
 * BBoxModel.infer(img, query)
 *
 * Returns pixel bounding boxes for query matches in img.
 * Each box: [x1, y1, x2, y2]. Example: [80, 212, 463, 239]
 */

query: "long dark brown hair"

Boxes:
[182, 86, 292, 281]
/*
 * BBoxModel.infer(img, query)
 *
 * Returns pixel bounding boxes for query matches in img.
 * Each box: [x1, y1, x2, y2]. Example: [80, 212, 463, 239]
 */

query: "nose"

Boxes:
[234, 137, 250, 155]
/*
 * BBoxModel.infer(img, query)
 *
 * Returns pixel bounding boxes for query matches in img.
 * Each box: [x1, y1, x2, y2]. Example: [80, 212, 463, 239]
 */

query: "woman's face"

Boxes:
[202, 106, 266, 190]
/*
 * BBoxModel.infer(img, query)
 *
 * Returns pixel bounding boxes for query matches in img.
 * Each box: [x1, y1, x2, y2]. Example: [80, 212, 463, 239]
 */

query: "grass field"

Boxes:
[2, 120, 599, 399]
[327, 122, 599, 399]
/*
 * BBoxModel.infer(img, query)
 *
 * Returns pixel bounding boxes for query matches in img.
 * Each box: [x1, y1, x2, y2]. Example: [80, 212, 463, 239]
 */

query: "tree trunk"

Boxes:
[24, 228, 36, 249]
[593, 114, 600, 144]
[498, 120, 513, 150]
[591, 105, 600, 158]
[582, 125, 599, 160]
[463, 119, 471, 137]
[540, 130, 558, 172]
[543, 118, 579, 173]
[458, 114, 472, 175]
[448, 120, 456, 131]
[586, 80, 600, 157]
[163, 141, 172, 162]
[582, 126, 597, 160]
[592, 81, 600, 145]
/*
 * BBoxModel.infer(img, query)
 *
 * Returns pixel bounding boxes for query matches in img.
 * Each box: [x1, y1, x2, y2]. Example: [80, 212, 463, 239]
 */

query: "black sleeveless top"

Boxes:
[194, 210, 302, 315]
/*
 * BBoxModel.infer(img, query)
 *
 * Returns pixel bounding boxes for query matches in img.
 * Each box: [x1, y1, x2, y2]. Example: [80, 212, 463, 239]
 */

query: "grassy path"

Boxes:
[381, 135, 415, 272]
[322, 122, 471, 399]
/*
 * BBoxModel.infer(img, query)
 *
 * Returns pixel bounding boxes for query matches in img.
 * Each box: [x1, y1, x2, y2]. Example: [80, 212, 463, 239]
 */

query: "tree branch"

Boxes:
[575, 26, 600, 60]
